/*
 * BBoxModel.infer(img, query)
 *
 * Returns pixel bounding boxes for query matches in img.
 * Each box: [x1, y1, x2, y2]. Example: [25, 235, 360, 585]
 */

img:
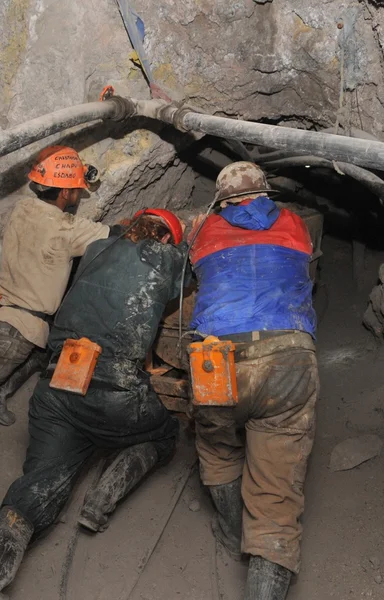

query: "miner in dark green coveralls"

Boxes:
[0, 208, 188, 592]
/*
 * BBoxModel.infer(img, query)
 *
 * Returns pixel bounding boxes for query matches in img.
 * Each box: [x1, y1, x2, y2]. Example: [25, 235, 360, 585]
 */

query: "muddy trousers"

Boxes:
[0, 322, 37, 425]
[194, 333, 319, 574]
[2, 377, 178, 535]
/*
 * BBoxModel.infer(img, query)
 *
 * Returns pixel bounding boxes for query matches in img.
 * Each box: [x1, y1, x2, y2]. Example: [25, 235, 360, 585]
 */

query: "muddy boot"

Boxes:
[78, 442, 159, 532]
[0, 507, 34, 592]
[244, 556, 292, 600]
[209, 477, 243, 559]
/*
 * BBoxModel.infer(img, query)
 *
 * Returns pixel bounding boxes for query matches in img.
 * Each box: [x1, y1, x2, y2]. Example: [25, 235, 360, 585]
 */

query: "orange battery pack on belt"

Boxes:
[187, 336, 238, 407]
[49, 338, 102, 396]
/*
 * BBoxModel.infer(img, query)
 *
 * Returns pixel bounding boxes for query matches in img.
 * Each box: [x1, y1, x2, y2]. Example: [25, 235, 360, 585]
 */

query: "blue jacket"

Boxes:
[189, 197, 316, 338]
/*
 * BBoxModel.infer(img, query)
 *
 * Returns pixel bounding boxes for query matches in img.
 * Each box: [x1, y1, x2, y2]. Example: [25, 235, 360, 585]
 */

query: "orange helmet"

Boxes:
[28, 146, 88, 189]
[133, 208, 184, 244]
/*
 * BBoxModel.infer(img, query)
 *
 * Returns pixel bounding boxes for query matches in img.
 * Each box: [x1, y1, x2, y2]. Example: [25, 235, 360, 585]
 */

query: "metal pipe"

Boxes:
[177, 112, 384, 172]
[0, 97, 135, 158]
[236, 127, 382, 164]
[321, 126, 381, 142]
[3, 96, 384, 175]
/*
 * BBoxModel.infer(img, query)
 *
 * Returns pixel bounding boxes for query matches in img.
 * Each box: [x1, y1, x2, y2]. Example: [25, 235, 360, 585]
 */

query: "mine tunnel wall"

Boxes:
[1, 0, 384, 232]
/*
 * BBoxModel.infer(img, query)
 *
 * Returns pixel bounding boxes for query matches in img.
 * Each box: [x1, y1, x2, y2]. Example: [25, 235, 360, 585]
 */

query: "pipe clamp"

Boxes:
[105, 96, 136, 121]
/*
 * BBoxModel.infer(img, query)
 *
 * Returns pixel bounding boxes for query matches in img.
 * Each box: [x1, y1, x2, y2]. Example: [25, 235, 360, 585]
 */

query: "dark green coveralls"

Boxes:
[2, 236, 188, 533]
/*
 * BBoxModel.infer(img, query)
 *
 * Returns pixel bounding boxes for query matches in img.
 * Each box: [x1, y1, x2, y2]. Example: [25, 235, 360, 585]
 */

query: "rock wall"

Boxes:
[1, 0, 384, 227]
[0, 0, 196, 226]
[141, 0, 384, 131]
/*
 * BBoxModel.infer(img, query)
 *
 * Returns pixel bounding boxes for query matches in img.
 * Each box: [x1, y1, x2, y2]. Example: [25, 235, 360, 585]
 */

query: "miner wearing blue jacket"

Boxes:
[189, 162, 319, 600]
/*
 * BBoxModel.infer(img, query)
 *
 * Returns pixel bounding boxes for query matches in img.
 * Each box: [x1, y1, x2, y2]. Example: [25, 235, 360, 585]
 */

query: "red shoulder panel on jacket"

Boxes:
[190, 209, 313, 264]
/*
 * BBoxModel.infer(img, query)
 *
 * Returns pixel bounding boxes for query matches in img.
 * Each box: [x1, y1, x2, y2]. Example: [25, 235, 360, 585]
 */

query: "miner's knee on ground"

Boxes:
[2, 376, 178, 534]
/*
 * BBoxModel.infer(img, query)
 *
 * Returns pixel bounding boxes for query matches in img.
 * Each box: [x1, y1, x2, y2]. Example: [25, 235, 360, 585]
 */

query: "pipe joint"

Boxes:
[155, 102, 201, 132]
[171, 105, 199, 132]
[105, 96, 136, 122]
[173, 104, 196, 133]
[155, 102, 179, 126]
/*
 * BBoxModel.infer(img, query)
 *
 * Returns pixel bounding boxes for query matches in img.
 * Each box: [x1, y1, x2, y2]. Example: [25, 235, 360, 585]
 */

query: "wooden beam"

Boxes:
[150, 375, 189, 399]
[158, 394, 189, 413]
[146, 365, 172, 376]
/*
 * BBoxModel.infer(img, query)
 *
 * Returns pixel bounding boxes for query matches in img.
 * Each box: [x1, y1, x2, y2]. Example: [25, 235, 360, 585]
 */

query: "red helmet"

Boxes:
[133, 208, 183, 245]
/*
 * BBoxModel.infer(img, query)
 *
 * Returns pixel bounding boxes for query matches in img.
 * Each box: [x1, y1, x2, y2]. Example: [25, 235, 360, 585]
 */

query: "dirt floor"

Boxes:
[1, 233, 384, 600]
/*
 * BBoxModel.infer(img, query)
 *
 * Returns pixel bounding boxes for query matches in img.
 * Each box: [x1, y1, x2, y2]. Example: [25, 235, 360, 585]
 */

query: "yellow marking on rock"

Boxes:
[293, 14, 313, 41]
[153, 62, 178, 89]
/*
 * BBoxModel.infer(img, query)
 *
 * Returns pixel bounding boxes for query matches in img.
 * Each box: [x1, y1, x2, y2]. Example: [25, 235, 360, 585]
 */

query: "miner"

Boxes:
[189, 162, 319, 600]
[0, 146, 112, 425]
[0, 208, 188, 592]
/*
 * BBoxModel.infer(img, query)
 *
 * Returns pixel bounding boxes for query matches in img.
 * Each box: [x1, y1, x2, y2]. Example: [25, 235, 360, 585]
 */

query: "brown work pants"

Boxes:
[194, 332, 319, 574]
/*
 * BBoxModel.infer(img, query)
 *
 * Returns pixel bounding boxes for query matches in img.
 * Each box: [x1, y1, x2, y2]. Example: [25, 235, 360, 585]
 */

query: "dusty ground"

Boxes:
[1, 234, 384, 600]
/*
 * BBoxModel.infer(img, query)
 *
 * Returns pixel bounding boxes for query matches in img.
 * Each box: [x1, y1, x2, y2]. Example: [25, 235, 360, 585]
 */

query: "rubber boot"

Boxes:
[244, 556, 292, 600]
[78, 442, 159, 532]
[0, 507, 34, 592]
[209, 477, 243, 559]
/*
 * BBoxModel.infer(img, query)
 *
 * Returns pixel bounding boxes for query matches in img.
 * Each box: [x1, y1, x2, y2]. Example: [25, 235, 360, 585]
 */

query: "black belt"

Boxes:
[0, 304, 48, 321]
[220, 329, 301, 343]
[42, 363, 148, 392]
[42, 368, 128, 392]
